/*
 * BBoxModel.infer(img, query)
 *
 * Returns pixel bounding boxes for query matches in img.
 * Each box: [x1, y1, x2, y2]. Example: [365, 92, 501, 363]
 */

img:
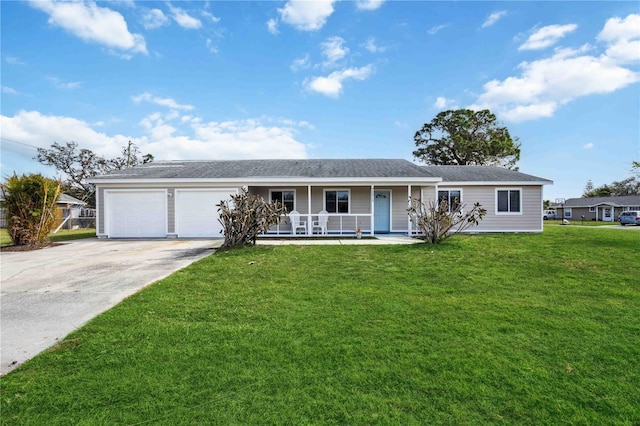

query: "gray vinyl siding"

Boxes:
[167, 188, 176, 234]
[97, 187, 105, 235]
[437, 185, 543, 232]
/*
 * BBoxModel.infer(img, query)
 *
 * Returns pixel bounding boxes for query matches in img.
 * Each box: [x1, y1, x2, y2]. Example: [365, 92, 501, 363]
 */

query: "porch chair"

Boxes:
[311, 210, 329, 235]
[289, 210, 307, 235]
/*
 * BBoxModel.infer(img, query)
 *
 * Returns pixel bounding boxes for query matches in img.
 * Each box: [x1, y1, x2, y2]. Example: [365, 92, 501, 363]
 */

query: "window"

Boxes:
[564, 208, 572, 218]
[325, 190, 349, 213]
[437, 189, 461, 212]
[589, 206, 595, 212]
[270, 190, 295, 212]
[496, 189, 521, 214]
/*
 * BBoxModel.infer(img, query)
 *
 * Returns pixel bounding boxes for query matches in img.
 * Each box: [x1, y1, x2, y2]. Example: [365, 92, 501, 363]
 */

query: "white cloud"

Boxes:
[470, 36, 639, 122]
[47, 76, 82, 90]
[433, 97, 457, 110]
[481, 10, 507, 29]
[1, 110, 310, 162]
[206, 38, 218, 54]
[5, 56, 25, 65]
[356, 0, 385, 11]
[583, 142, 595, 150]
[141, 8, 168, 30]
[291, 54, 311, 72]
[306, 65, 375, 97]
[427, 24, 447, 35]
[132, 93, 194, 111]
[278, 0, 336, 31]
[362, 37, 386, 53]
[267, 18, 279, 35]
[2, 86, 19, 95]
[519, 24, 578, 51]
[0, 110, 134, 158]
[321, 36, 349, 66]
[27, 0, 147, 55]
[168, 4, 202, 30]
[598, 14, 640, 64]
[201, 11, 220, 24]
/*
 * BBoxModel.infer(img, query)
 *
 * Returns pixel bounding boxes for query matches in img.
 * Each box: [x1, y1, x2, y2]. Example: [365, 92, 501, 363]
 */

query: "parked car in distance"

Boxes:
[542, 210, 557, 220]
[619, 210, 640, 225]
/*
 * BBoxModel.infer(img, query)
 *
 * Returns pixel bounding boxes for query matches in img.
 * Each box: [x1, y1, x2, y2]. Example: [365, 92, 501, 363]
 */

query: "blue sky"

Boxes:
[1, 0, 639, 202]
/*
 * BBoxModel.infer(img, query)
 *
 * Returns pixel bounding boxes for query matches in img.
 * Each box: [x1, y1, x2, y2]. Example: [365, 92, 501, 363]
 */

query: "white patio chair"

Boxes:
[289, 210, 307, 235]
[311, 210, 329, 235]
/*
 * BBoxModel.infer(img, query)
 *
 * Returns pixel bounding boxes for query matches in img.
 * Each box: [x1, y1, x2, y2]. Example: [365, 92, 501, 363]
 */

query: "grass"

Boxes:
[1, 226, 639, 424]
[0, 228, 95, 246]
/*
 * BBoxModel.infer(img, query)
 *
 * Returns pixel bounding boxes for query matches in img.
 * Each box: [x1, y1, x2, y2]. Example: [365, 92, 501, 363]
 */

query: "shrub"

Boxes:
[408, 197, 486, 244]
[218, 189, 287, 248]
[1, 173, 61, 246]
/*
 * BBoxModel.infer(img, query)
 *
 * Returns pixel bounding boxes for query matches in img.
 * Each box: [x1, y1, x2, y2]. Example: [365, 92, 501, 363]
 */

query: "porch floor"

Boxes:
[257, 234, 421, 245]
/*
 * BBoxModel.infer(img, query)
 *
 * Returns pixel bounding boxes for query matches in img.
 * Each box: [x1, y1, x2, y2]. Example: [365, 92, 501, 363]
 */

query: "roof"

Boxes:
[57, 194, 87, 206]
[554, 195, 640, 208]
[89, 159, 551, 185]
[423, 165, 552, 183]
[91, 159, 432, 180]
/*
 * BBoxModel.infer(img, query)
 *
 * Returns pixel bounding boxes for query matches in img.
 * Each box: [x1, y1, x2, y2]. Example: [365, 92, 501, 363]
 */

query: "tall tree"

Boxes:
[413, 109, 521, 169]
[36, 141, 153, 205]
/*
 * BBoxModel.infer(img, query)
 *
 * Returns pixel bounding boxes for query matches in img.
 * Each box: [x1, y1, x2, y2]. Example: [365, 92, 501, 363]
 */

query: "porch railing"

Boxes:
[264, 213, 373, 236]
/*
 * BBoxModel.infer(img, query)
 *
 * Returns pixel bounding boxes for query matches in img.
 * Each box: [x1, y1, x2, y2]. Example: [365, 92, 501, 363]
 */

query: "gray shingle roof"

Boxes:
[422, 165, 552, 183]
[557, 195, 640, 208]
[92, 159, 436, 180]
[90, 159, 550, 183]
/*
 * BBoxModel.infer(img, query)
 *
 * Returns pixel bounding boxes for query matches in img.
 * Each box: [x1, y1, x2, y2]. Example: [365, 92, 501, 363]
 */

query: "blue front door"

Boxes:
[374, 190, 391, 233]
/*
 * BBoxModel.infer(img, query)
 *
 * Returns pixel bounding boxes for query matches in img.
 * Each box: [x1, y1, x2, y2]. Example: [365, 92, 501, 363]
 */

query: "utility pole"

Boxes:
[126, 140, 132, 168]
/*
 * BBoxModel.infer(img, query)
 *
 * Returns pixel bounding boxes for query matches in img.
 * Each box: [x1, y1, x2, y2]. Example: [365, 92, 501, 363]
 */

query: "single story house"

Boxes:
[552, 195, 640, 222]
[88, 159, 553, 239]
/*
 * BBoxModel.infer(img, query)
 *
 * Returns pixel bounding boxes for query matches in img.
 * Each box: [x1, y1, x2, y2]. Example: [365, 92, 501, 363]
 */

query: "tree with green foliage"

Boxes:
[413, 109, 521, 169]
[583, 163, 640, 197]
[217, 188, 288, 249]
[408, 197, 486, 244]
[1, 173, 61, 247]
[36, 141, 153, 206]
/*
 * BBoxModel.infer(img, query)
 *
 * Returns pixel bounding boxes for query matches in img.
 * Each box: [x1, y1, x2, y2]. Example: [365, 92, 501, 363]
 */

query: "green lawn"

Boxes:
[0, 228, 96, 247]
[1, 227, 638, 424]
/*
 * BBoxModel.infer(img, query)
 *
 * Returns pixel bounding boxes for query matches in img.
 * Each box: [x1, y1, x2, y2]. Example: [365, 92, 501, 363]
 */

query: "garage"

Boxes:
[106, 190, 167, 238]
[175, 189, 234, 238]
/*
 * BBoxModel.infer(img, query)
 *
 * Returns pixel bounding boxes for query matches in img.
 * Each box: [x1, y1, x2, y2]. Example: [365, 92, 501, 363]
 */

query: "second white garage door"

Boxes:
[175, 189, 234, 238]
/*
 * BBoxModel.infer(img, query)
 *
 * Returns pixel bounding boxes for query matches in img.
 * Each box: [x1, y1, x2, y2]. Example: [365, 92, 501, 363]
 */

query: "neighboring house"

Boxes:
[552, 195, 640, 222]
[88, 159, 552, 239]
[0, 193, 92, 229]
[53, 194, 95, 231]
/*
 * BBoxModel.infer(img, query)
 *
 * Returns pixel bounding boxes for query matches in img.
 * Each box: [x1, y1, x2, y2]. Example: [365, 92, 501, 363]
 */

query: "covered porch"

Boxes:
[248, 184, 429, 237]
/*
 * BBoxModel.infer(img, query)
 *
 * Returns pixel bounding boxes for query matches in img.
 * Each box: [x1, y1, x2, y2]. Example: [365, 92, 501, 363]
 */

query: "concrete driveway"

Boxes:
[0, 238, 221, 375]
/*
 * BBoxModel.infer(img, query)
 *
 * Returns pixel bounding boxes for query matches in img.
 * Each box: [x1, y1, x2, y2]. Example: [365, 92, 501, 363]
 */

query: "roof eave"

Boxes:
[438, 180, 553, 186]
[89, 176, 443, 186]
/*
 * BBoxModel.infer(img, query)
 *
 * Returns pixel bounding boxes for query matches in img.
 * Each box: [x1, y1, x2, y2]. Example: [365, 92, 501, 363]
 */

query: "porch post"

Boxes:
[308, 185, 312, 235]
[407, 185, 412, 235]
[371, 185, 375, 236]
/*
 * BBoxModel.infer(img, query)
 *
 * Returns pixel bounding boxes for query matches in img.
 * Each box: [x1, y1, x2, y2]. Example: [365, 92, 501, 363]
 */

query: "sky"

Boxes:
[1, 0, 639, 202]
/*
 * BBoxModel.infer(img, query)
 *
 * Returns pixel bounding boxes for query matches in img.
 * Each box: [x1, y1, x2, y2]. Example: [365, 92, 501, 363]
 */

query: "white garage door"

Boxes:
[175, 189, 233, 238]
[107, 191, 167, 238]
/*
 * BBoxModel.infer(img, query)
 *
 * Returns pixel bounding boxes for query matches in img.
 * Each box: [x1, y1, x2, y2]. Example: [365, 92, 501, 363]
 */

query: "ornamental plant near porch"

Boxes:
[408, 197, 486, 244]
[217, 188, 287, 248]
